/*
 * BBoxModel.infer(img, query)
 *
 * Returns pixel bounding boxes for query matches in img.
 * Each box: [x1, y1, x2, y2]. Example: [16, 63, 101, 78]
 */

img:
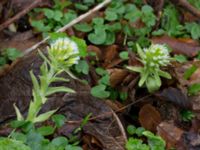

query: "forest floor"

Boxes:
[0, 0, 200, 150]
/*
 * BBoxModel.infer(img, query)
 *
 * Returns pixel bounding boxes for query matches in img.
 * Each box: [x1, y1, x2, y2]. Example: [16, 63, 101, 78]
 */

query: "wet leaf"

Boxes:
[156, 87, 191, 109]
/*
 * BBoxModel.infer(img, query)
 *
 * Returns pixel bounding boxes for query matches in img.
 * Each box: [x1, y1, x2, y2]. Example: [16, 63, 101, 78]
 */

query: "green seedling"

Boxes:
[180, 110, 195, 122]
[14, 37, 83, 123]
[127, 44, 171, 93]
[126, 125, 166, 150]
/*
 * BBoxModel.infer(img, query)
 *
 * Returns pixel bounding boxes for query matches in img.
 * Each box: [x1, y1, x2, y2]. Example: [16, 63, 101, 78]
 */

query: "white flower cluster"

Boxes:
[143, 44, 170, 68]
[49, 37, 80, 65]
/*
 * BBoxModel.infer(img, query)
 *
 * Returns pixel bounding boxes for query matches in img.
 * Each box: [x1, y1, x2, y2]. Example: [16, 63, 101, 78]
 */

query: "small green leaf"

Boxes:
[146, 76, 160, 93]
[105, 10, 118, 21]
[0, 138, 31, 150]
[119, 51, 129, 60]
[126, 66, 143, 73]
[106, 22, 122, 32]
[51, 136, 68, 147]
[98, 74, 110, 86]
[143, 131, 166, 150]
[54, 10, 63, 21]
[136, 44, 145, 59]
[71, 36, 87, 57]
[43, 8, 54, 19]
[74, 23, 93, 32]
[95, 68, 108, 76]
[126, 138, 149, 150]
[46, 86, 75, 96]
[152, 29, 165, 36]
[75, 3, 89, 11]
[88, 27, 107, 45]
[91, 84, 110, 99]
[174, 54, 188, 63]
[52, 114, 66, 128]
[139, 71, 148, 87]
[135, 127, 145, 137]
[188, 83, 200, 95]
[33, 109, 57, 123]
[180, 110, 195, 122]
[62, 11, 77, 25]
[49, 32, 67, 40]
[157, 70, 171, 79]
[5, 48, 22, 61]
[13, 104, 24, 121]
[31, 20, 51, 32]
[50, 77, 69, 83]
[37, 126, 55, 136]
[30, 71, 40, 94]
[0, 57, 7, 66]
[127, 125, 136, 135]
[92, 18, 104, 25]
[185, 22, 200, 40]
[103, 31, 115, 45]
[11, 132, 27, 143]
[75, 60, 89, 75]
[184, 65, 197, 80]
[10, 120, 28, 129]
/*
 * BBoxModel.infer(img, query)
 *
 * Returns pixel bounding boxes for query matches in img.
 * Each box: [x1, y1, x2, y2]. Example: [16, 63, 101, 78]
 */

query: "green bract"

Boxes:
[14, 37, 80, 123]
[127, 44, 171, 93]
[0, 138, 31, 150]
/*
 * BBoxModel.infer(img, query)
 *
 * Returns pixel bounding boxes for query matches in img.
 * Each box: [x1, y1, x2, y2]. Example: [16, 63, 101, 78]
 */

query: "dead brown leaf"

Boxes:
[156, 87, 191, 109]
[157, 122, 184, 149]
[102, 45, 119, 67]
[177, 132, 200, 150]
[151, 36, 200, 57]
[108, 69, 128, 87]
[87, 45, 102, 61]
[139, 104, 161, 132]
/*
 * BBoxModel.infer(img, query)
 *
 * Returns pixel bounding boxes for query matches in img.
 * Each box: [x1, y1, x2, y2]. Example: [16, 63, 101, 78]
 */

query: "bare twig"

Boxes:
[66, 95, 151, 124]
[23, 0, 112, 55]
[111, 109, 127, 142]
[0, 0, 42, 31]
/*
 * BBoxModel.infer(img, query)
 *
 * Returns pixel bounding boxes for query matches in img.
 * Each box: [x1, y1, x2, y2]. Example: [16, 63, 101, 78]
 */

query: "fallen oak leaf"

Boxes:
[151, 35, 200, 57]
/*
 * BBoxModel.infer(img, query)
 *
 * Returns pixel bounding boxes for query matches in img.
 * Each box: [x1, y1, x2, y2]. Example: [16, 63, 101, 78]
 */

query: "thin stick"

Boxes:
[111, 109, 127, 142]
[0, 0, 42, 31]
[23, 0, 112, 55]
[66, 95, 151, 124]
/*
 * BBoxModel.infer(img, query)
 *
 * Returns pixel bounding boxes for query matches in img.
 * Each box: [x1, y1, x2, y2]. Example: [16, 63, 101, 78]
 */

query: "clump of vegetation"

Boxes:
[127, 44, 171, 93]
[0, 37, 86, 149]
[126, 125, 166, 150]
[0, 48, 22, 68]
[14, 37, 81, 123]
[180, 110, 195, 122]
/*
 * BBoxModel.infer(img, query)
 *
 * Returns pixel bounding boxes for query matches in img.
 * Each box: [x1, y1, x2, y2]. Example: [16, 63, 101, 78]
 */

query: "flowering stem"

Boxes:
[26, 64, 56, 122]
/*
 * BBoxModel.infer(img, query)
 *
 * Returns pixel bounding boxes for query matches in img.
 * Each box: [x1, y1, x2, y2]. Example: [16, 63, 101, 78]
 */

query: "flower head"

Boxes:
[48, 37, 80, 69]
[127, 43, 172, 93]
[142, 44, 170, 68]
